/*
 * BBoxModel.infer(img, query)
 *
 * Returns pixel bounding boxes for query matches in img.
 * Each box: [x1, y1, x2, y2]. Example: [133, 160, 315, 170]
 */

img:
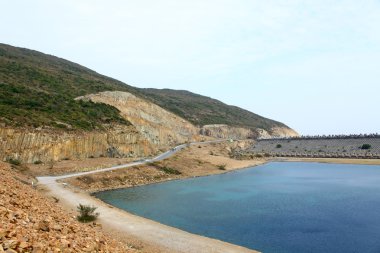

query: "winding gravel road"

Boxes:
[37, 140, 226, 182]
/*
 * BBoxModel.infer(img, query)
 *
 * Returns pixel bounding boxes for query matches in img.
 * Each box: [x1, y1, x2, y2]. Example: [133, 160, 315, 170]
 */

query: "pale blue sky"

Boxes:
[1, 0, 379, 135]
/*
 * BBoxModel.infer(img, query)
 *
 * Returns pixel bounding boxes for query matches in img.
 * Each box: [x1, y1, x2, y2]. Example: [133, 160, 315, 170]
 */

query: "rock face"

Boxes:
[268, 127, 299, 138]
[0, 125, 155, 163]
[1, 91, 202, 164]
[200, 125, 256, 139]
[76, 91, 200, 148]
[256, 127, 299, 139]
[200, 125, 299, 140]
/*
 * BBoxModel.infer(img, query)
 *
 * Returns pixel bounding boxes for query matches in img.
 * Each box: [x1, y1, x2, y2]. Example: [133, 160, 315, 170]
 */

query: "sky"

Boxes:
[1, 0, 379, 135]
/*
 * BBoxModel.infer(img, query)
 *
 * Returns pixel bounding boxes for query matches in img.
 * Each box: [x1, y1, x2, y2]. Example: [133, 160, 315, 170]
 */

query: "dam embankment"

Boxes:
[247, 137, 380, 159]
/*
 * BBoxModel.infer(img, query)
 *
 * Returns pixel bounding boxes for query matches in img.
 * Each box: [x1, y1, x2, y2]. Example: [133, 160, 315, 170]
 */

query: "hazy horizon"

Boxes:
[1, 0, 379, 135]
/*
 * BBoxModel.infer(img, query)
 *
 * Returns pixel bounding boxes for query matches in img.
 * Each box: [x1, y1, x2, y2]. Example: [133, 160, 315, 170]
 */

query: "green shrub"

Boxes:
[276, 144, 282, 148]
[217, 164, 227, 170]
[160, 167, 181, 175]
[77, 204, 99, 223]
[8, 158, 21, 166]
[361, 144, 371, 150]
[34, 160, 43, 164]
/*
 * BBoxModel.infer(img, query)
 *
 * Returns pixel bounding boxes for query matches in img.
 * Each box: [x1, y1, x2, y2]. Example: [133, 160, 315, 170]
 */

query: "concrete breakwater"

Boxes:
[247, 137, 380, 159]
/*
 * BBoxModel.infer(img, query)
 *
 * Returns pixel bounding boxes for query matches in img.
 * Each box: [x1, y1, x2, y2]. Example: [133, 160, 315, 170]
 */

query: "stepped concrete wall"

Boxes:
[249, 138, 380, 159]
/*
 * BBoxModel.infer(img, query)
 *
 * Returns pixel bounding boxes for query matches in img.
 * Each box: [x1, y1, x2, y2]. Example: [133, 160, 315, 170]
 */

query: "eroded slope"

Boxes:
[77, 91, 201, 148]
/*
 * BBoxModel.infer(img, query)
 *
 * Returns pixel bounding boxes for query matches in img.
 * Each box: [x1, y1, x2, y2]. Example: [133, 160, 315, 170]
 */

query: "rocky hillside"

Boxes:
[0, 43, 298, 163]
[141, 88, 290, 133]
[77, 91, 199, 148]
[0, 162, 134, 252]
[200, 125, 299, 140]
[0, 44, 136, 130]
[0, 43, 295, 132]
[0, 125, 155, 164]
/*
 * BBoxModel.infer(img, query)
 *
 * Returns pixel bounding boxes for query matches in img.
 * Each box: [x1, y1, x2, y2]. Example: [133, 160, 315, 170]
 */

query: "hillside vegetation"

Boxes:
[141, 88, 286, 130]
[0, 43, 290, 132]
[0, 44, 137, 130]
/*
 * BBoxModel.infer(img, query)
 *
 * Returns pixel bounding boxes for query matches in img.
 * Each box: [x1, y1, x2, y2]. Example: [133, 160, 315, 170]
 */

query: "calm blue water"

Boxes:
[94, 162, 380, 253]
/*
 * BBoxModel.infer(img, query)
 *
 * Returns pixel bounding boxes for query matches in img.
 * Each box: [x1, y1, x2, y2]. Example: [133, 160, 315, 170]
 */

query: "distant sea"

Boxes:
[95, 162, 380, 253]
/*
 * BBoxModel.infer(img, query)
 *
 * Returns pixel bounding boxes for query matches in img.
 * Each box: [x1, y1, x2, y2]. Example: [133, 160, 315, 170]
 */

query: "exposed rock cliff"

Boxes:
[76, 91, 200, 148]
[0, 125, 155, 163]
[200, 125, 299, 140]
[200, 125, 256, 139]
[254, 127, 299, 139]
[0, 90, 203, 164]
[269, 127, 299, 138]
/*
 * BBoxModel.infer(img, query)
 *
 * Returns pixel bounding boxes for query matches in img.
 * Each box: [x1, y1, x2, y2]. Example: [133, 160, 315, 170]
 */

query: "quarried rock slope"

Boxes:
[0, 125, 155, 164]
[200, 125, 299, 140]
[76, 91, 200, 149]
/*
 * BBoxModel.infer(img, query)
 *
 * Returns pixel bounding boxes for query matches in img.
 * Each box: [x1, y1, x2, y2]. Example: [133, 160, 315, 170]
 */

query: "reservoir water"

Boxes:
[94, 162, 380, 253]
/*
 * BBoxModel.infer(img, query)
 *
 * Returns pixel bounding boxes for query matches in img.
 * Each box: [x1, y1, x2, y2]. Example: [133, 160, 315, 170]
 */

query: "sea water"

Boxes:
[95, 162, 380, 253]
